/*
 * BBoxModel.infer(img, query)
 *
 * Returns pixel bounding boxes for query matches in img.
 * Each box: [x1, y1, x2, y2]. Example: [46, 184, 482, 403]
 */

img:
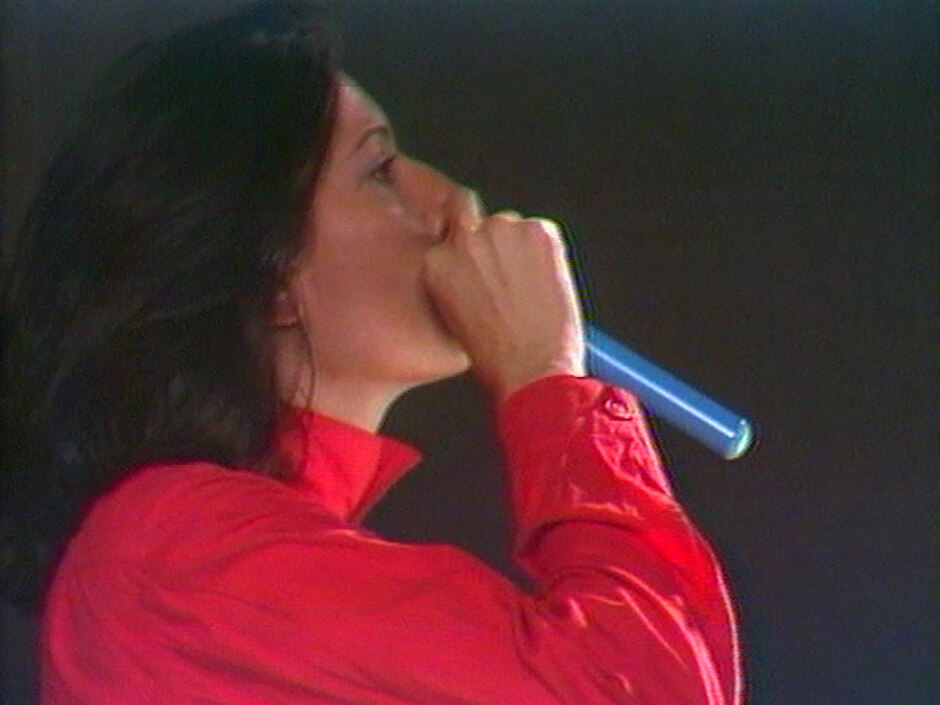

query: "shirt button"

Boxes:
[602, 394, 634, 420]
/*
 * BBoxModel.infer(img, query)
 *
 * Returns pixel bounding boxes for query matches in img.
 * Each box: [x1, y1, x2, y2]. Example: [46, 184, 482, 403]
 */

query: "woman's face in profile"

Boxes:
[278, 76, 471, 398]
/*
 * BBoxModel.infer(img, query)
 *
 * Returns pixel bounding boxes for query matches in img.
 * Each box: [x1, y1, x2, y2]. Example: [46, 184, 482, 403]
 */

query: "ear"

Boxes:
[269, 284, 301, 327]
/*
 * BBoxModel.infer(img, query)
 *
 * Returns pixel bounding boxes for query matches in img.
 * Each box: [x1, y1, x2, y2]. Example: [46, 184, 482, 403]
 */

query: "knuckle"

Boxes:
[523, 218, 565, 248]
[532, 217, 562, 239]
[490, 210, 521, 223]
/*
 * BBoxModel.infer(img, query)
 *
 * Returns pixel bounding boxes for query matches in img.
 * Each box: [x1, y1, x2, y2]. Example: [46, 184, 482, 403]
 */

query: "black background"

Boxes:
[2, 1, 937, 703]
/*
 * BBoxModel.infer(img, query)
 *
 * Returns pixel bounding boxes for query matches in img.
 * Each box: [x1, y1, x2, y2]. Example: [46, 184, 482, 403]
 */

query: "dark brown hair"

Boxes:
[1, 1, 339, 611]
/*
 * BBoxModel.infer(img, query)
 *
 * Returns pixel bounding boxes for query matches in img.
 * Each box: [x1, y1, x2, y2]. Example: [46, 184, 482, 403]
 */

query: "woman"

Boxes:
[1, 2, 741, 703]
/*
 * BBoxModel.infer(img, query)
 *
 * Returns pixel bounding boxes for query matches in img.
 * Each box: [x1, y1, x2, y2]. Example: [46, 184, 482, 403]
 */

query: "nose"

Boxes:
[403, 158, 482, 241]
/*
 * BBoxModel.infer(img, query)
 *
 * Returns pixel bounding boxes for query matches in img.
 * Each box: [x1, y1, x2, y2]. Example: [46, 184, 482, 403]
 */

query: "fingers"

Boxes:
[480, 213, 568, 257]
[438, 187, 566, 257]
[528, 217, 562, 239]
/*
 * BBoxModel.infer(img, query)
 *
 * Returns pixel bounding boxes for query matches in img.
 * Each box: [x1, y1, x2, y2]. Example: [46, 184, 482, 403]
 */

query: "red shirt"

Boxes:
[41, 375, 741, 704]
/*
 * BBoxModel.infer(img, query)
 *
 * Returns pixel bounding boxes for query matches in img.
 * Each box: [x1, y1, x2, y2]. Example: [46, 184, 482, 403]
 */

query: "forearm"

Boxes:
[498, 374, 742, 704]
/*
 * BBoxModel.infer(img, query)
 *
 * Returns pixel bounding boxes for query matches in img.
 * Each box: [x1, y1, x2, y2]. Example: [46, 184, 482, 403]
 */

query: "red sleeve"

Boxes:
[495, 374, 742, 703]
[47, 375, 741, 704]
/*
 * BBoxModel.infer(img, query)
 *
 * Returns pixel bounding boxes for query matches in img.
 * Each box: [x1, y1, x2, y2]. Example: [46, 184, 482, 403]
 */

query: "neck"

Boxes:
[271, 328, 410, 433]
[307, 376, 406, 433]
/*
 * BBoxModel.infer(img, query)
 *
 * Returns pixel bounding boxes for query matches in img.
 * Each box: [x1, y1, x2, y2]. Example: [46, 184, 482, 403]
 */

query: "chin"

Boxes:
[402, 340, 470, 388]
[428, 349, 472, 384]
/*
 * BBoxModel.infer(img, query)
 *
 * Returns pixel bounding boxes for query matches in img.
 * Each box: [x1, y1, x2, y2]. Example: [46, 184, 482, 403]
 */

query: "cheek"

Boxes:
[315, 215, 423, 299]
[301, 209, 432, 347]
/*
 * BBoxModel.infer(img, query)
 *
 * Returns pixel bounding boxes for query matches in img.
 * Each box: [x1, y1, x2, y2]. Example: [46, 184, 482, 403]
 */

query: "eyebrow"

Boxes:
[352, 125, 395, 154]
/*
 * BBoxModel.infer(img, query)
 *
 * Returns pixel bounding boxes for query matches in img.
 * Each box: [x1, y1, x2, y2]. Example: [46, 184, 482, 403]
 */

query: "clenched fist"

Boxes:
[422, 189, 586, 402]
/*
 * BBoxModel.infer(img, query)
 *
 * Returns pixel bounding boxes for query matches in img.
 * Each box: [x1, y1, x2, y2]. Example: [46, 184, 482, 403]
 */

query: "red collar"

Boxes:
[276, 407, 423, 524]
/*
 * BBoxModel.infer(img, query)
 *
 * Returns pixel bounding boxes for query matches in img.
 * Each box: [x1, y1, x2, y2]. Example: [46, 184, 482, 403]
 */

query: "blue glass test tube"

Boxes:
[585, 325, 754, 459]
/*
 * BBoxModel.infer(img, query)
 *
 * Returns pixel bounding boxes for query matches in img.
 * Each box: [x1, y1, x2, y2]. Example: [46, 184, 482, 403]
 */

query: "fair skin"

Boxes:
[272, 76, 585, 432]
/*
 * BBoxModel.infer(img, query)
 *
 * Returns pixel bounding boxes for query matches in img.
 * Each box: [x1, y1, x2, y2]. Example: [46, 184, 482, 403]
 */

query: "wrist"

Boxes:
[491, 363, 586, 405]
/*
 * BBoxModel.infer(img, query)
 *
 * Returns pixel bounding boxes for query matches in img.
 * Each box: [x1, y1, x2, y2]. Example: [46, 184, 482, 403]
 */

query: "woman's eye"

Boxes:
[371, 156, 397, 186]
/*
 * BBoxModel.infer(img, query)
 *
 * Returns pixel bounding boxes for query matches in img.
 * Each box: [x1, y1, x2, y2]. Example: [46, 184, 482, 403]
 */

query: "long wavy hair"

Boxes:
[0, 1, 339, 612]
